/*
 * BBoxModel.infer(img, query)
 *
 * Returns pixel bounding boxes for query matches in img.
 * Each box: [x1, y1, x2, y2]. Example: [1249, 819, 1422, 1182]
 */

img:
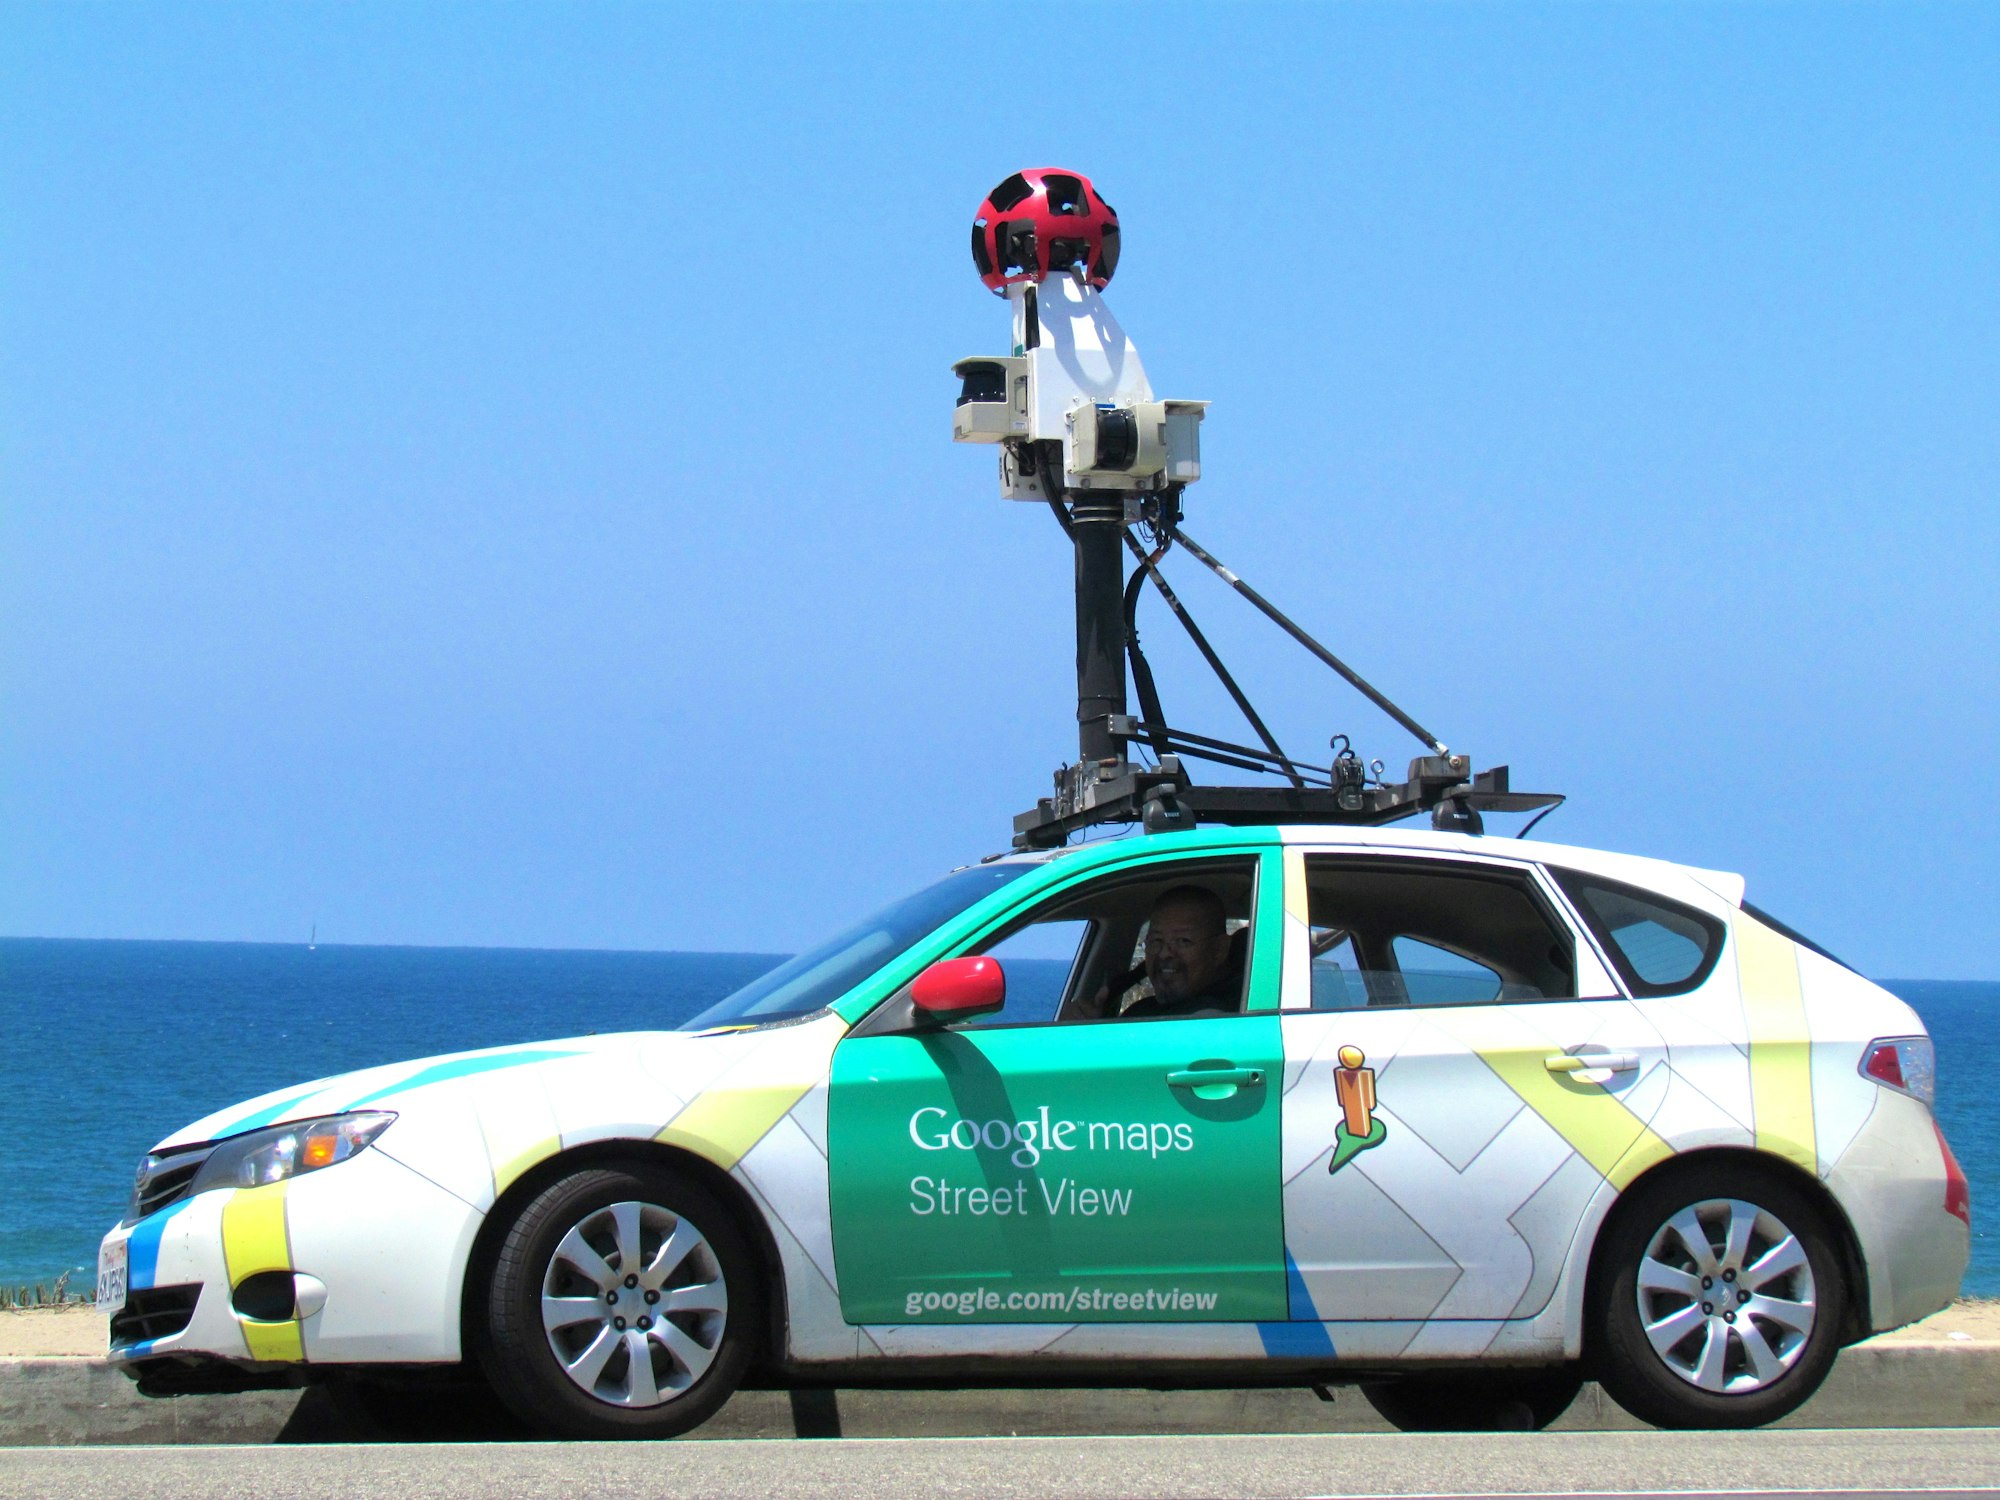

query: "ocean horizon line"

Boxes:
[3, 933, 1992, 990]
[0, 933, 792, 961]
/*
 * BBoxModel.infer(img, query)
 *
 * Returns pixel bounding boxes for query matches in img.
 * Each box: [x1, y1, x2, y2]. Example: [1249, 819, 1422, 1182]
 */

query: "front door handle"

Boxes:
[1167, 1066, 1264, 1088]
[1544, 1051, 1641, 1074]
[1167, 1067, 1265, 1100]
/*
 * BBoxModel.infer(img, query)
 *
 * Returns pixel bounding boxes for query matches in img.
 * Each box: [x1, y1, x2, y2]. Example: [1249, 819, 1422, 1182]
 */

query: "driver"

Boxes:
[1081, 885, 1241, 1020]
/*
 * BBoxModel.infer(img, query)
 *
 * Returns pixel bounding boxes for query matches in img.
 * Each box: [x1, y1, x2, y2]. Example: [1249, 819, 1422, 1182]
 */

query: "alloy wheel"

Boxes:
[1634, 1196, 1817, 1394]
[538, 1199, 729, 1408]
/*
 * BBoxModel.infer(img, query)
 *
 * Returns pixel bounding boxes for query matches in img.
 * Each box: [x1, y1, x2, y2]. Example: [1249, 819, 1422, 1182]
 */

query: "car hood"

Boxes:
[151, 1020, 831, 1155]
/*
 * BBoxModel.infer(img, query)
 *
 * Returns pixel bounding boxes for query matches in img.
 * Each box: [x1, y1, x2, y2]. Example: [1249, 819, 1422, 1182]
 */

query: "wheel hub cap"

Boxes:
[1636, 1196, 1817, 1395]
[538, 1199, 729, 1408]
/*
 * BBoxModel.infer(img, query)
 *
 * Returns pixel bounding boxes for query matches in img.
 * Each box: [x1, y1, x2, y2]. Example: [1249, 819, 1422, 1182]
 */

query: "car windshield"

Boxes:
[677, 863, 1036, 1031]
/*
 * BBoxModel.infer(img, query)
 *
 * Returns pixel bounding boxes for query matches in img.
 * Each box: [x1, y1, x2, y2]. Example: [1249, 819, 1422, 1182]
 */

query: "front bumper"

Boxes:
[101, 1144, 483, 1372]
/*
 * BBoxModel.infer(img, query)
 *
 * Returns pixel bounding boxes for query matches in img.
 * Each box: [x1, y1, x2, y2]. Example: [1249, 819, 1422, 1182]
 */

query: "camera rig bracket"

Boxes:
[953, 169, 1562, 850]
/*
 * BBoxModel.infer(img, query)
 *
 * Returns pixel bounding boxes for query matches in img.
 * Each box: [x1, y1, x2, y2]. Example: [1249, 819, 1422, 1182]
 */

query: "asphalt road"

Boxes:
[1, 1428, 1996, 1500]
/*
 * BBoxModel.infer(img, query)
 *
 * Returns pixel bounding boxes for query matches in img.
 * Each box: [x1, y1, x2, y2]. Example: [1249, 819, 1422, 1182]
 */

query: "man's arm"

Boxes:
[1065, 964, 1149, 1021]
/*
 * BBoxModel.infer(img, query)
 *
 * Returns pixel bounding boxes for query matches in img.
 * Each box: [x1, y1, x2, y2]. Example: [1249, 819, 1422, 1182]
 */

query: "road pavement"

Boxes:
[1, 1427, 1995, 1500]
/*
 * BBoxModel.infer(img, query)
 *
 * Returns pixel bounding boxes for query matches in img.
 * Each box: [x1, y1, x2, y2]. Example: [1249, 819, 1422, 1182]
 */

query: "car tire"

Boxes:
[483, 1164, 759, 1440]
[1358, 1367, 1582, 1431]
[1589, 1164, 1848, 1430]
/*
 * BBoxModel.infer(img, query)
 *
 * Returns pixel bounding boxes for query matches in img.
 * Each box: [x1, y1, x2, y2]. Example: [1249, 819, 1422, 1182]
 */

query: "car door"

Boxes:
[1275, 847, 1672, 1328]
[826, 849, 1287, 1327]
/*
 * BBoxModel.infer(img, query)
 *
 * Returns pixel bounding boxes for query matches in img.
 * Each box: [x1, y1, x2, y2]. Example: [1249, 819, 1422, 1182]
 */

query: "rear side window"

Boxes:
[1302, 857, 1575, 1010]
[1309, 930, 1368, 1009]
[1550, 870, 1725, 998]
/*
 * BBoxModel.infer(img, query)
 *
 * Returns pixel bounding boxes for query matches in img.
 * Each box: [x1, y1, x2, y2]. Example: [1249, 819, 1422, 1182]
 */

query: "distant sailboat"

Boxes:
[308, 923, 317, 952]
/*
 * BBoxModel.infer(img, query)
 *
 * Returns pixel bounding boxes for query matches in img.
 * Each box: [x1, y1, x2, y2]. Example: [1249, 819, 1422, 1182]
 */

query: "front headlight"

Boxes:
[188, 1112, 397, 1194]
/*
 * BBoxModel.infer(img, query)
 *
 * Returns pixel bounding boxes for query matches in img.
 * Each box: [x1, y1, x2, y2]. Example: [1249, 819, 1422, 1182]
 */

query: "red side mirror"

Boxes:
[910, 956, 1006, 1021]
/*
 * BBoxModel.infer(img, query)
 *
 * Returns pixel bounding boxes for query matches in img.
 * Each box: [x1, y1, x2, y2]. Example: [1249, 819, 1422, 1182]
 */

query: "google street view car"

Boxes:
[102, 825, 1968, 1436]
[99, 171, 1968, 1436]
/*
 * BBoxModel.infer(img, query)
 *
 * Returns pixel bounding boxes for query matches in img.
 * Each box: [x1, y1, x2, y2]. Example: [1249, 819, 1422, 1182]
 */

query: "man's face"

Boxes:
[1144, 899, 1231, 1004]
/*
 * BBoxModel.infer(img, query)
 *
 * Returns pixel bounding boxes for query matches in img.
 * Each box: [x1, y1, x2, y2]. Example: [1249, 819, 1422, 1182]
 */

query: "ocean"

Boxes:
[0, 939, 1990, 1298]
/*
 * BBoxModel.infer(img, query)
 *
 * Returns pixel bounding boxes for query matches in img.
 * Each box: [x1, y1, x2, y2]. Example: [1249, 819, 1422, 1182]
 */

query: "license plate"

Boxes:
[96, 1237, 128, 1314]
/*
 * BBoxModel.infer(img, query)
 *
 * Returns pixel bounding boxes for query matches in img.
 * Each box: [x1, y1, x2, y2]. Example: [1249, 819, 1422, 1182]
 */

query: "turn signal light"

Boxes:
[1859, 1036, 1936, 1106]
[301, 1133, 340, 1169]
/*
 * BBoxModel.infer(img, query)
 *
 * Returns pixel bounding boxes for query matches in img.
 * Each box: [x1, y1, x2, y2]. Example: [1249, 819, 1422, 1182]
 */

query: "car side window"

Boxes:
[1309, 928, 1368, 1010]
[1392, 935, 1503, 1005]
[1549, 869, 1725, 998]
[970, 920, 1091, 1026]
[954, 856, 1262, 1028]
[1299, 857, 1577, 1009]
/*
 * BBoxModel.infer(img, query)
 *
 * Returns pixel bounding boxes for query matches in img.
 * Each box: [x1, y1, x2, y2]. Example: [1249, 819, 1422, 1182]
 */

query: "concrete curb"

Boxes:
[3, 1342, 1995, 1445]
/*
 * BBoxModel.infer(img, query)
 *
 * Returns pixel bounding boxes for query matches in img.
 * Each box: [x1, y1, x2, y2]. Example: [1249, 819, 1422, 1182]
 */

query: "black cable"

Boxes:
[1122, 565, 1174, 763]
[1517, 797, 1566, 840]
[1122, 529, 1306, 789]
[1167, 526, 1448, 756]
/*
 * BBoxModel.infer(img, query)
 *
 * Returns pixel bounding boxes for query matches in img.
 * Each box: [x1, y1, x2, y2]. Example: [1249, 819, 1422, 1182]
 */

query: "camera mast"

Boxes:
[952, 169, 1561, 851]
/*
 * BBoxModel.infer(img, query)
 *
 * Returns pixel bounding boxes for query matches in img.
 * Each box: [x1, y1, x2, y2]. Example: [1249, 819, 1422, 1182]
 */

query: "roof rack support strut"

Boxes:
[1121, 528, 1305, 789]
[1167, 524, 1448, 757]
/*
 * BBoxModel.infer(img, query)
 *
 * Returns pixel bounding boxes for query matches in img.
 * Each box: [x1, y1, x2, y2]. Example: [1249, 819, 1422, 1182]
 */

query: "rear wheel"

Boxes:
[483, 1165, 757, 1440]
[1359, 1367, 1582, 1431]
[1590, 1166, 1847, 1429]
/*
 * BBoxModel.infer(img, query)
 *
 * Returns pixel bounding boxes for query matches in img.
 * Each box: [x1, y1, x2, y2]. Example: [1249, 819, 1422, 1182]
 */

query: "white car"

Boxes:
[98, 824, 1968, 1436]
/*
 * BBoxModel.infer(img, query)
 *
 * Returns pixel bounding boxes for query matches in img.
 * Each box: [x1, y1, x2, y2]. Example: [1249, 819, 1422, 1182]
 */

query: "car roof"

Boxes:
[983, 823, 1747, 912]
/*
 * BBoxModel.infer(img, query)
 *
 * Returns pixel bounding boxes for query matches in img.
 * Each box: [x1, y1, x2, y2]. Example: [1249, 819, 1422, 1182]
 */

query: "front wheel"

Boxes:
[1359, 1367, 1582, 1431]
[483, 1165, 758, 1440]
[1590, 1167, 1848, 1429]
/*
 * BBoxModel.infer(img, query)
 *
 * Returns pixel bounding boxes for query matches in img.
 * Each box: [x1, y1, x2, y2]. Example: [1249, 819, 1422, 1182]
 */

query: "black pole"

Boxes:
[1071, 496, 1128, 763]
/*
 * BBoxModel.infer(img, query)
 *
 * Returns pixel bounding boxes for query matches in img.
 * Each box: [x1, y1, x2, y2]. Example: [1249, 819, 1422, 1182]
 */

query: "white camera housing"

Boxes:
[1067, 399, 1207, 486]
[951, 357, 1030, 443]
[952, 273, 1209, 497]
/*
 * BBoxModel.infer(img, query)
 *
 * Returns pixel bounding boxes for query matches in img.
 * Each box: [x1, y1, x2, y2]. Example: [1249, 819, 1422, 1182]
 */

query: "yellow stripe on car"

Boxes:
[656, 1022, 841, 1169]
[477, 1080, 565, 1200]
[1280, 848, 1314, 1011]
[489, 1133, 563, 1197]
[1734, 912, 1817, 1172]
[220, 1184, 304, 1362]
[1433, 1006, 1671, 1190]
[658, 1083, 818, 1169]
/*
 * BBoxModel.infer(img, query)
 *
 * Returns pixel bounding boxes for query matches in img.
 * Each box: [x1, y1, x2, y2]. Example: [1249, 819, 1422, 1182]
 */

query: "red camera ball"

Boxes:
[971, 168, 1121, 294]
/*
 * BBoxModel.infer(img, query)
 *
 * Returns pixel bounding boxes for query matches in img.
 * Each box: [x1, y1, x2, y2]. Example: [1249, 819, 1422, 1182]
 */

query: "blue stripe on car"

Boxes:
[1254, 1251, 1337, 1358]
[341, 1049, 580, 1108]
[202, 1048, 578, 1143]
[126, 1199, 194, 1292]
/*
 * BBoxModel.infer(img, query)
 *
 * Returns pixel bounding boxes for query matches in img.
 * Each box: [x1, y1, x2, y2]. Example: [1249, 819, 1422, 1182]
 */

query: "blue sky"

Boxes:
[3, 3, 1994, 977]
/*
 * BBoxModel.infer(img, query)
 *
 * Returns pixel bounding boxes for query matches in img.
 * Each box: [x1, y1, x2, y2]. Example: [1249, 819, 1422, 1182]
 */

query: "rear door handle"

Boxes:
[1544, 1052, 1641, 1074]
[1167, 1067, 1265, 1088]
